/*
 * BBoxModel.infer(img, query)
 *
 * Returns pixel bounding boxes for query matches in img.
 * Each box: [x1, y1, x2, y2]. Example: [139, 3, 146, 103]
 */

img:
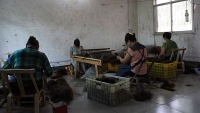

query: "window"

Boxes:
[153, 0, 193, 33]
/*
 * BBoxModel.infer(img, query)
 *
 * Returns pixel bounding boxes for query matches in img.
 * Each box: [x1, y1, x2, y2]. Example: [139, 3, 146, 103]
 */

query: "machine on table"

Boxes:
[72, 48, 115, 80]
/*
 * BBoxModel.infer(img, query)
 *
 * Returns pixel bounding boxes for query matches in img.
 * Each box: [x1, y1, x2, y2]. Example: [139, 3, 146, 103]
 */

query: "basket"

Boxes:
[86, 74, 130, 106]
[108, 63, 120, 72]
[147, 61, 178, 79]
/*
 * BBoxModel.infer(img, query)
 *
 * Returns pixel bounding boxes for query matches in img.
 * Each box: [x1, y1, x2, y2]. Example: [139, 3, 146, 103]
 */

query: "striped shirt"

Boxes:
[2, 47, 52, 87]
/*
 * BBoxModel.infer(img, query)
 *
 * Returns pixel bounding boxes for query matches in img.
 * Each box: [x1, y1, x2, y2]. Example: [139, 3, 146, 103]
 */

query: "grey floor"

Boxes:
[1, 73, 200, 113]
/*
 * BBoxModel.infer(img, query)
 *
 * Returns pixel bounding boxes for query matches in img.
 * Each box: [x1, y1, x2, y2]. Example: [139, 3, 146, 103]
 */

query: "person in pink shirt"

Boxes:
[116, 33, 147, 77]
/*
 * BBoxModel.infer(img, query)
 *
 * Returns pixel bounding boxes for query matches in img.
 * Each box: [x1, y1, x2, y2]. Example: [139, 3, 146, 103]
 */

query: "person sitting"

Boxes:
[2, 36, 53, 92]
[116, 33, 147, 77]
[158, 32, 178, 60]
[70, 38, 86, 74]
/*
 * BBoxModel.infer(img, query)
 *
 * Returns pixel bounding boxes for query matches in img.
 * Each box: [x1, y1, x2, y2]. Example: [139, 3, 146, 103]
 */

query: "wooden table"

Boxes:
[81, 48, 115, 57]
[72, 48, 115, 80]
[72, 56, 102, 80]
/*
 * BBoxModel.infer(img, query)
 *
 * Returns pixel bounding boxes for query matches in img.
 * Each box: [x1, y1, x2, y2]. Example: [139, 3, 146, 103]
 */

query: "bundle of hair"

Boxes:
[100, 55, 121, 66]
[149, 46, 161, 55]
[133, 89, 153, 101]
[154, 77, 176, 92]
[51, 68, 68, 79]
[96, 76, 119, 84]
[47, 78, 73, 104]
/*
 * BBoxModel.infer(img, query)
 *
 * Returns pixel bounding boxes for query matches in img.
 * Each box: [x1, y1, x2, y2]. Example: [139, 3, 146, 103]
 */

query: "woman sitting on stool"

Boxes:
[116, 33, 147, 77]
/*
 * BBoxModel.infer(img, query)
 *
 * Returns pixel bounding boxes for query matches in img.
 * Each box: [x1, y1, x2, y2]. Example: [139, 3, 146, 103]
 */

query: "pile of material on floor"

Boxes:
[51, 68, 68, 79]
[47, 78, 73, 104]
[132, 89, 153, 102]
[152, 77, 175, 92]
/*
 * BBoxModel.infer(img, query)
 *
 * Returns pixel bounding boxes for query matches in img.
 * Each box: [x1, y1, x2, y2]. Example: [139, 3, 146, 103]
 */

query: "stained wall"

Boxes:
[0, 0, 137, 66]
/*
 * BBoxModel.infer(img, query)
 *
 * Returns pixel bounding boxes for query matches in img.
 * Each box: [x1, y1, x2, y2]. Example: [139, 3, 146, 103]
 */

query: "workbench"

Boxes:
[72, 48, 115, 79]
[72, 56, 102, 79]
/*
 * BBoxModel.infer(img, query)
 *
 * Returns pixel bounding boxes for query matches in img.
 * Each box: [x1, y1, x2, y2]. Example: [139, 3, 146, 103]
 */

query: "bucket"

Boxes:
[45, 101, 68, 113]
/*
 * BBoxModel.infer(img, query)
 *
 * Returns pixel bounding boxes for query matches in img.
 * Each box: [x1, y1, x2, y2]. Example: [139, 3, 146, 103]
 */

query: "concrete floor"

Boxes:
[1, 73, 200, 113]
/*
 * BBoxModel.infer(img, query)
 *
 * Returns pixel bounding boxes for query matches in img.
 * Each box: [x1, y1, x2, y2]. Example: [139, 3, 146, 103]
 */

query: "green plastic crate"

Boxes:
[86, 74, 130, 106]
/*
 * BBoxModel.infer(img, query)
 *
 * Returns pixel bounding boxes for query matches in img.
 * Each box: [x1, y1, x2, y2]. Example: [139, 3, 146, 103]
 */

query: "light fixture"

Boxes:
[185, 9, 189, 22]
[185, 0, 189, 22]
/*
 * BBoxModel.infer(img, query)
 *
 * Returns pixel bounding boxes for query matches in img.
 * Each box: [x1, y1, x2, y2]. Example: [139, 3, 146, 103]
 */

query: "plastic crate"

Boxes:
[86, 74, 130, 106]
[147, 61, 178, 79]
[108, 63, 120, 72]
[101, 63, 108, 72]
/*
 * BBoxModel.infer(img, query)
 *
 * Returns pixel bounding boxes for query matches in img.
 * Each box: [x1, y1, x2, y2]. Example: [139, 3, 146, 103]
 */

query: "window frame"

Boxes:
[153, 0, 194, 34]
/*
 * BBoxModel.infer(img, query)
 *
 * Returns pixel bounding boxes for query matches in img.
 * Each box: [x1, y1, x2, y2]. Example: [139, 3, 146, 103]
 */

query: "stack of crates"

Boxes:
[86, 74, 130, 106]
[147, 61, 178, 79]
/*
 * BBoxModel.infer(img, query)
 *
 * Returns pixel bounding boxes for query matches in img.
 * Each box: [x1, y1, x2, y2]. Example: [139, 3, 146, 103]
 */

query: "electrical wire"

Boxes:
[189, 0, 200, 5]
[186, 0, 187, 9]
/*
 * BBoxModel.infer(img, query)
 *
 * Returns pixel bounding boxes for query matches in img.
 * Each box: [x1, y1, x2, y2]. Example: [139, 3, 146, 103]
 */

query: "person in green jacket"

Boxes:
[158, 32, 178, 60]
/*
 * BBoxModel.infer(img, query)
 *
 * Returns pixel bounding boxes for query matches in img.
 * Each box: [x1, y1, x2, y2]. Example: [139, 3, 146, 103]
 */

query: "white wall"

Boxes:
[0, 0, 137, 67]
[137, 0, 200, 62]
[137, 1, 154, 45]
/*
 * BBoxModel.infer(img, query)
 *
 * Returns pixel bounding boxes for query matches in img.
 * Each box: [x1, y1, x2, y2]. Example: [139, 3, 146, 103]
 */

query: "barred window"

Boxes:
[153, 0, 193, 33]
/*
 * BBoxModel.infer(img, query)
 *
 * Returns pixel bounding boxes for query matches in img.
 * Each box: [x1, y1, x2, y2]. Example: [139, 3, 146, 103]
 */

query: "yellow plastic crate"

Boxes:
[101, 63, 108, 72]
[147, 61, 178, 79]
[108, 63, 120, 72]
